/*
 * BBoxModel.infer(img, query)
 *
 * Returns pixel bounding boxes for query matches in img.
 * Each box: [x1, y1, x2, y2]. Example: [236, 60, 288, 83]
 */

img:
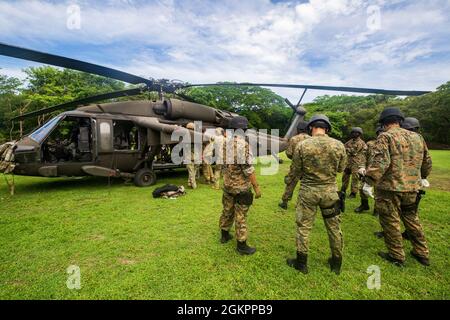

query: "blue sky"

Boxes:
[1, 0, 449, 102]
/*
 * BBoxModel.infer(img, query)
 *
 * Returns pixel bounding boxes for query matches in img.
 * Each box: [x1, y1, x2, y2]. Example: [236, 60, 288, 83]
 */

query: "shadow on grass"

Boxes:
[7, 168, 189, 195]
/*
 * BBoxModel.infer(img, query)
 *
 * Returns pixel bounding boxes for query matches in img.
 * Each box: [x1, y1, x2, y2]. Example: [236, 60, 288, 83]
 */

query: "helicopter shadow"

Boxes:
[10, 169, 189, 194]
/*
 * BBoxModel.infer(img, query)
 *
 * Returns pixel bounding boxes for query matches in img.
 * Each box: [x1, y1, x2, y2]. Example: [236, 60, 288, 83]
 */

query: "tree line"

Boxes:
[1, 66, 449, 147]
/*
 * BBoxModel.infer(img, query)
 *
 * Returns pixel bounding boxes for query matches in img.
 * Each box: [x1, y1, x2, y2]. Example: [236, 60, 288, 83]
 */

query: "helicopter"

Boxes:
[0, 43, 431, 188]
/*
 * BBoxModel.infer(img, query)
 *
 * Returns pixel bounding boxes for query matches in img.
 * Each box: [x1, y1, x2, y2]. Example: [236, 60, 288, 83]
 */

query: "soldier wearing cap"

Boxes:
[279, 120, 311, 210]
[355, 126, 383, 214]
[364, 108, 432, 267]
[287, 114, 347, 274]
[219, 116, 261, 255]
[341, 127, 367, 198]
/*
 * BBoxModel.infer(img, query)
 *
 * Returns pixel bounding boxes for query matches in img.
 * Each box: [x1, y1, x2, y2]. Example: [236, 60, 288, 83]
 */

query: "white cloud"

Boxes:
[0, 0, 449, 103]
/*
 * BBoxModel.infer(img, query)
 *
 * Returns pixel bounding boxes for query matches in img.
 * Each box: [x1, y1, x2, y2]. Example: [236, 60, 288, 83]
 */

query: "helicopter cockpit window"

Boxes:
[42, 116, 92, 163]
[113, 120, 139, 151]
[29, 115, 63, 143]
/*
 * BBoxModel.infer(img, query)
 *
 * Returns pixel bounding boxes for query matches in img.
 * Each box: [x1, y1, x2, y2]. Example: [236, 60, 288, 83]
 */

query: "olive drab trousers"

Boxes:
[296, 187, 343, 258]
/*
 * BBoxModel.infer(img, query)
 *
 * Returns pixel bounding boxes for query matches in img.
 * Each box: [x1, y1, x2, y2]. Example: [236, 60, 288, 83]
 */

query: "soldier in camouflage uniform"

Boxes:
[355, 126, 383, 214]
[185, 122, 199, 189]
[365, 108, 432, 267]
[219, 116, 261, 255]
[202, 138, 214, 184]
[341, 127, 367, 198]
[279, 120, 310, 210]
[212, 127, 225, 190]
[287, 115, 347, 274]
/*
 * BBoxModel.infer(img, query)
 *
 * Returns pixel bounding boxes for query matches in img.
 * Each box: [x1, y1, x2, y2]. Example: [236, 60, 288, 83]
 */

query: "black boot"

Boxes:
[220, 230, 232, 244]
[374, 231, 384, 238]
[348, 192, 357, 199]
[286, 252, 308, 274]
[354, 199, 370, 213]
[236, 241, 256, 255]
[328, 255, 342, 275]
[278, 201, 288, 210]
[378, 252, 404, 267]
[402, 231, 410, 240]
[410, 250, 430, 266]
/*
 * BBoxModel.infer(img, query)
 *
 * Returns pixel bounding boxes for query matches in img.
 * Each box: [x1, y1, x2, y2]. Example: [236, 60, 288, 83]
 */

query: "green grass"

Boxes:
[0, 151, 449, 300]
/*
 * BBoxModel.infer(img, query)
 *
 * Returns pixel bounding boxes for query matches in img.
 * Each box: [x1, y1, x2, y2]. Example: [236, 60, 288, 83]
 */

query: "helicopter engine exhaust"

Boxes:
[154, 99, 218, 123]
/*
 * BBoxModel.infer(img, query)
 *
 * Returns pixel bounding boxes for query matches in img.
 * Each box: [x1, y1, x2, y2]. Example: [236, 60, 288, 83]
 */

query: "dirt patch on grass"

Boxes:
[118, 258, 136, 265]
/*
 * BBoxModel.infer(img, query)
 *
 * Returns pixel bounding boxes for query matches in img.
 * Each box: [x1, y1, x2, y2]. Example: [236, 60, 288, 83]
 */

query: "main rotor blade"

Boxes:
[0, 42, 153, 87]
[12, 88, 144, 121]
[184, 83, 431, 96]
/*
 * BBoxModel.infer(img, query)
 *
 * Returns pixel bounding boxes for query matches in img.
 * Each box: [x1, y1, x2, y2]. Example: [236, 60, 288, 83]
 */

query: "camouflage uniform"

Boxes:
[341, 137, 367, 194]
[292, 134, 347, 258]
[212, 134, 226, 189]
[185, 144, 200, 189]
[359, 139, 377, 201]
[202, 140, 214, 184]
[366, 127, 432, 262]
[219, 135, 255, 242]
[281, 133, 311, 203]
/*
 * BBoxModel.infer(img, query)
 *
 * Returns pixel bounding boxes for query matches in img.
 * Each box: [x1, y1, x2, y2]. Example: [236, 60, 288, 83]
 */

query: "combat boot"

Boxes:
[328, 255, 342, 275]
[348, 192, 357, 199]
[354, 199, 370, 213]
[378, 252, 404, 267]
[220, 230, 232, 244]
[410, 250, 430, 266]
[237, 241, 256, 255]
[278, 201, 288, 210]
[286, 252, 308, 274]
[374, 231, 384, 238]
[402, 231, 410, 240]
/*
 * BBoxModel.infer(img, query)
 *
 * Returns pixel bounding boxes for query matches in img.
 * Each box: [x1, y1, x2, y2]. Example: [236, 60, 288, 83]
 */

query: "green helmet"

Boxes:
[307, 114, 332, 132]
[297, 120, 308, 133]
[379, 107, 405, 124]
[351, 127, 363, 135]
[402, 117, 420, 130]
[229, 116, 249, 129]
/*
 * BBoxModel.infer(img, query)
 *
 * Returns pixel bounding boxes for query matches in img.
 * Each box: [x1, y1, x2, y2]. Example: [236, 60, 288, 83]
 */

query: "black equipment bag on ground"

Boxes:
[152, 184, 180, 198]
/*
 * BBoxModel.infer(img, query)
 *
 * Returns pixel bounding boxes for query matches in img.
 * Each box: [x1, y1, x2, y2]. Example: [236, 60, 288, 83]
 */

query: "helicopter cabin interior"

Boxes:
[30, 115, 141, 166]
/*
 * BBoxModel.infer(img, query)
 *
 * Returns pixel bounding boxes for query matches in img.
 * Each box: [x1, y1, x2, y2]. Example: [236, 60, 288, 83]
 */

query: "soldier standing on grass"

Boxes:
[364, 108, 432, 267]
[355, 126, 383, 214]
[212, 127, 225, 190]
[286, 115, 347, 274]
[279, 121, 310, 210]
[185, 122, 199, 189]
[341, 127, 367, 198]
[219, 116, 261, 255]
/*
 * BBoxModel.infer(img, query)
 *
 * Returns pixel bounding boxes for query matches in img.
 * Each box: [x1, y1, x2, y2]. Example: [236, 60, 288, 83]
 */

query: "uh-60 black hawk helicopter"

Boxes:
[0, 43, 430, 189]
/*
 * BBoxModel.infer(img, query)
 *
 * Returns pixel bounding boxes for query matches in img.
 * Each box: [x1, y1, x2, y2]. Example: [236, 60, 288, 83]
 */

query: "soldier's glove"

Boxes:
[357, 167, 366, 178]
[420, 179, 430, 188]
[362, 183, 374, 198]
[254, 185, 262, 199]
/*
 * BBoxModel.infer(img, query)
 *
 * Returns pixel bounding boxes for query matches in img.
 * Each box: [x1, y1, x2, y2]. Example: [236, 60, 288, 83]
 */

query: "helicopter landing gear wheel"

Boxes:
[134, 168, 156, 187]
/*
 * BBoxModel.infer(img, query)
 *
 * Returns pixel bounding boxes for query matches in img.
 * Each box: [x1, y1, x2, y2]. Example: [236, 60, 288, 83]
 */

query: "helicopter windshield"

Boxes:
[29, 115, 63, 143]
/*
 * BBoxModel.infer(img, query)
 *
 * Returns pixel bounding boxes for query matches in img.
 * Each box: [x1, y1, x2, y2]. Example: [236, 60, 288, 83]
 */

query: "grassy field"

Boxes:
[0, 150, 449, 300]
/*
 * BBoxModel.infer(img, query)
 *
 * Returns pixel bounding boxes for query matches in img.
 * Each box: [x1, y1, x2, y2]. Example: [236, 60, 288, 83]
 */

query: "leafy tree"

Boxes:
[184, 84, 292, 135]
